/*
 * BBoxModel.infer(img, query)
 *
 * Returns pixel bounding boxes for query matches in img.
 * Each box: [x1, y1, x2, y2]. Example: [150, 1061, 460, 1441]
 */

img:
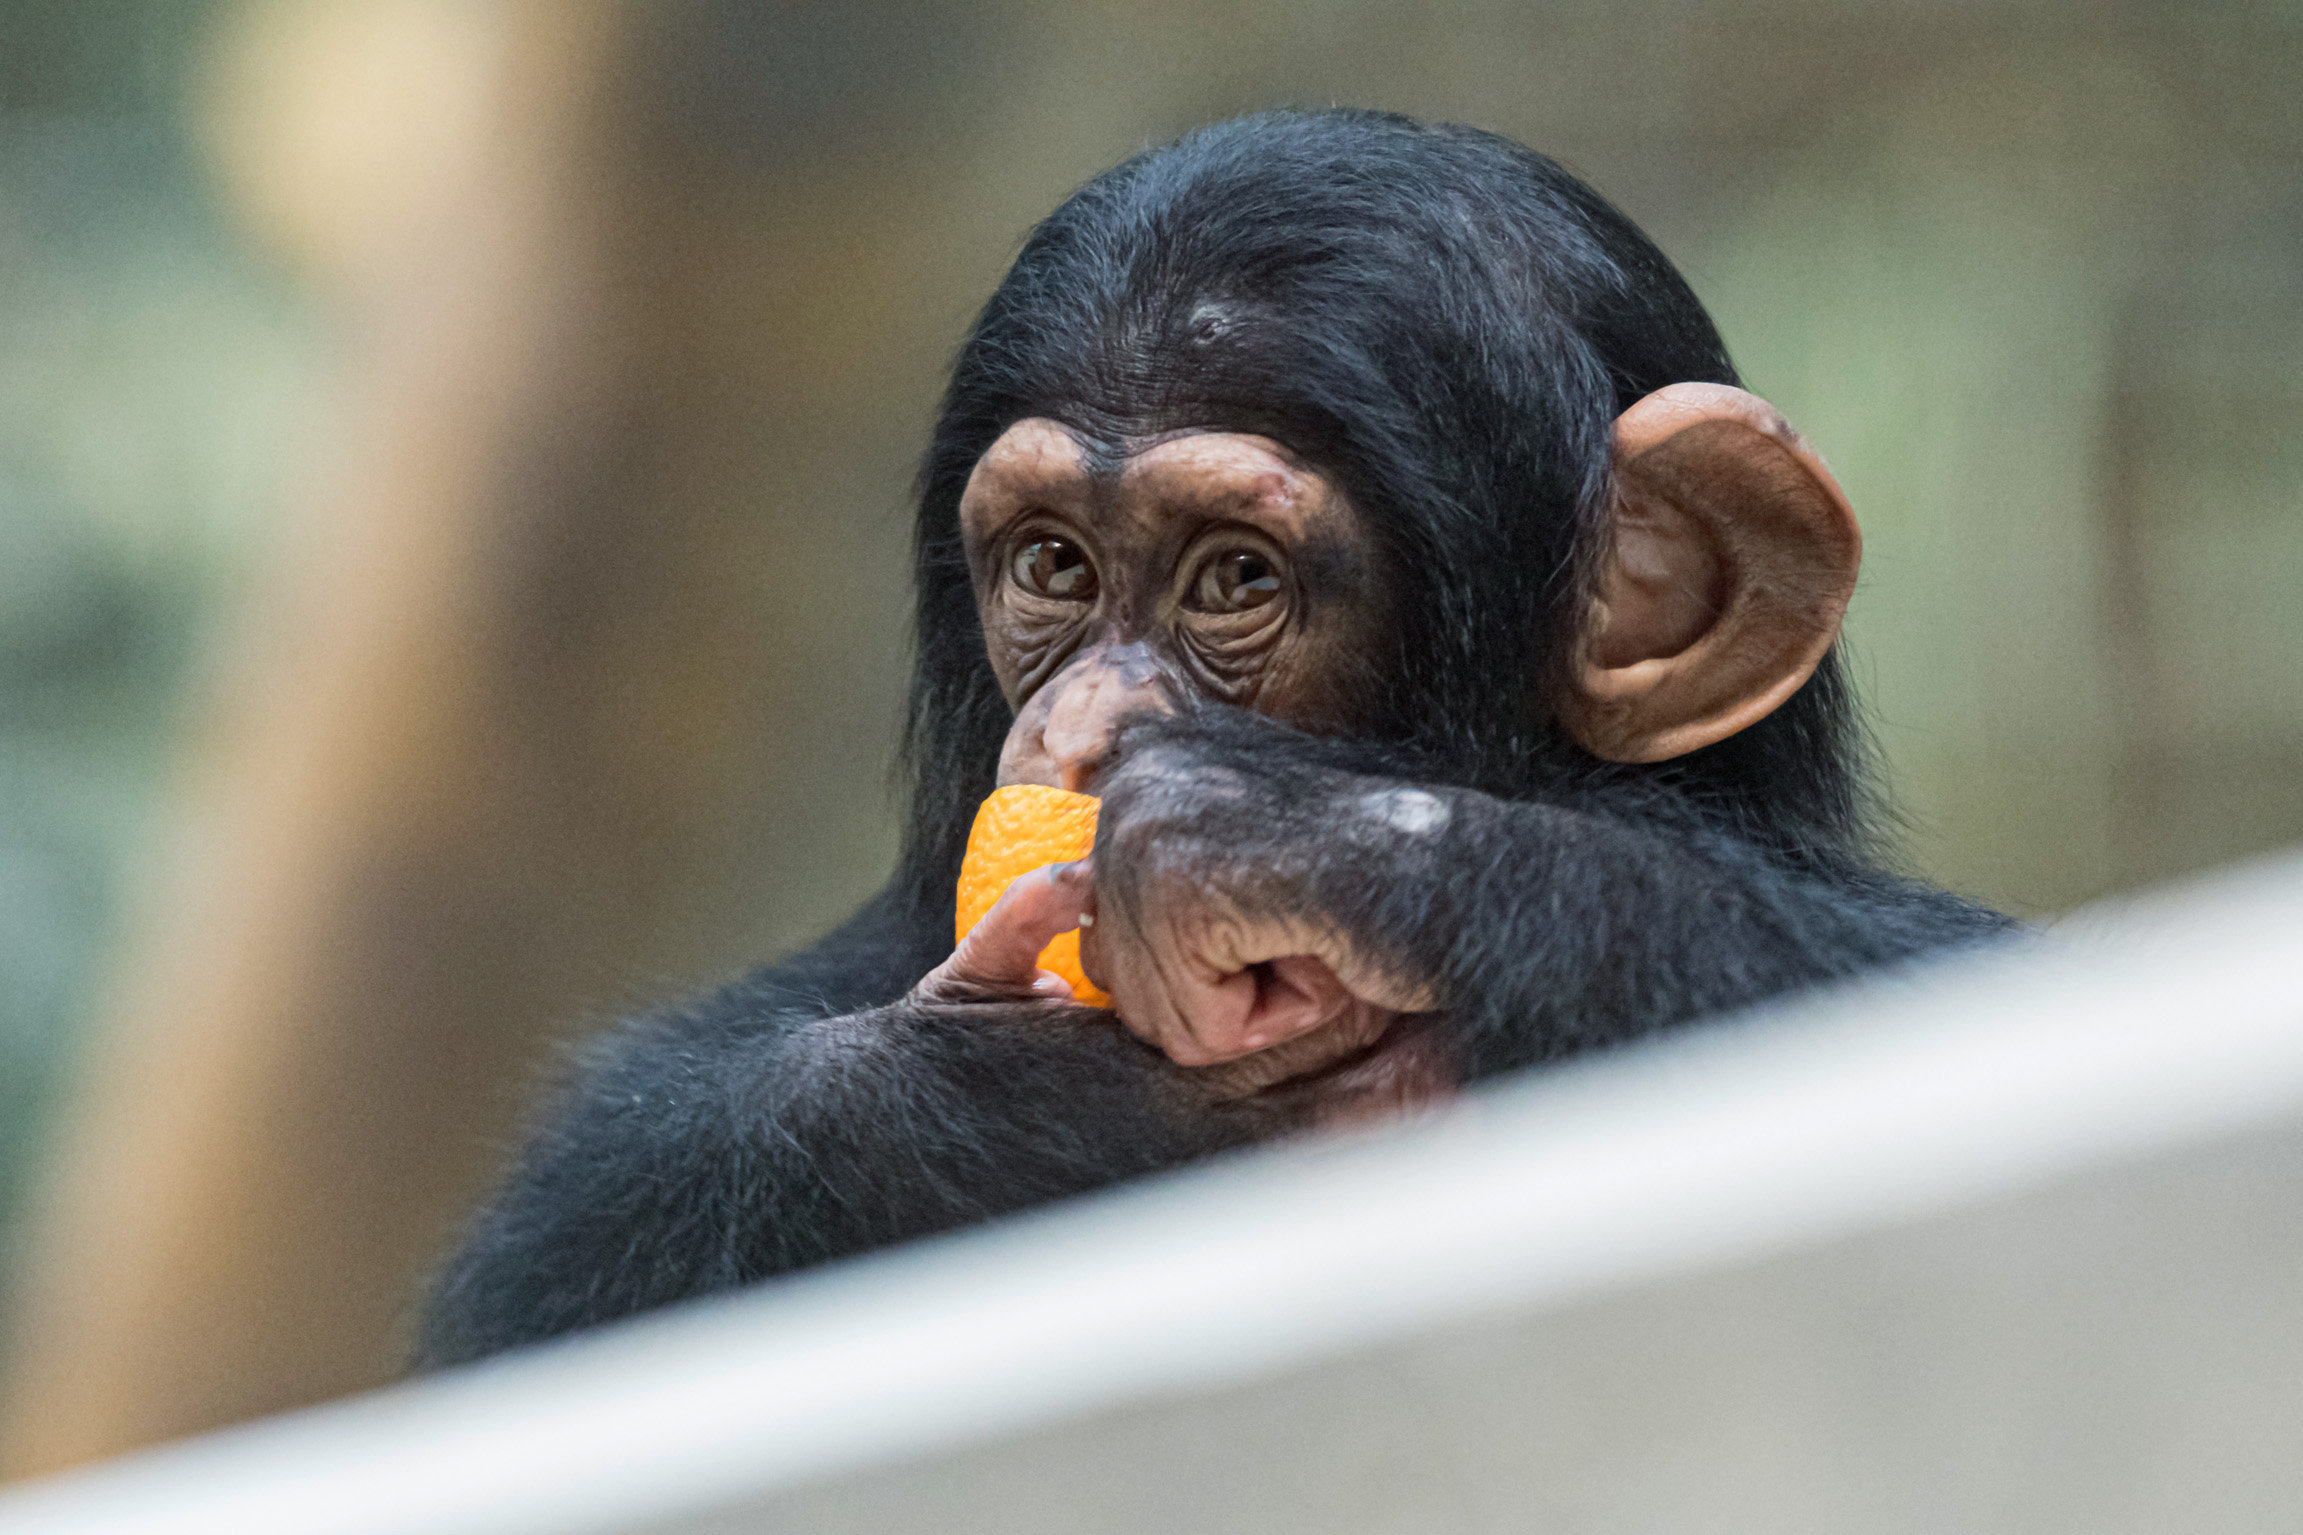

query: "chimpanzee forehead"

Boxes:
[1030, 418, 1314, 487]
[958, 418, 1345, 546]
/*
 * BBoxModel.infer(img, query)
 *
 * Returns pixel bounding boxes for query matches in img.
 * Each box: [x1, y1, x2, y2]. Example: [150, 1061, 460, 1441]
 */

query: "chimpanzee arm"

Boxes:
[416, 963, 1290, 1368]
[1091, 711, 2019, 1079]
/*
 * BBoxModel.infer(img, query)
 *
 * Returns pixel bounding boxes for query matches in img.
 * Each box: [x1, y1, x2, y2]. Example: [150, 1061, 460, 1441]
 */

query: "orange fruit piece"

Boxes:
[956, 784, 1109, 1006]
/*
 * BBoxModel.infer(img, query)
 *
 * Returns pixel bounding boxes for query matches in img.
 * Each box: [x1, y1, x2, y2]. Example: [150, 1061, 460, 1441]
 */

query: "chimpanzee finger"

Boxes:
[1089, 890, 1336, 1067]
[1152, 948, 1368, 1066]
[1189, 992, 1398, 1100]
[1079, 888, 1220, 1062]
[911, 860, 1092, 1006]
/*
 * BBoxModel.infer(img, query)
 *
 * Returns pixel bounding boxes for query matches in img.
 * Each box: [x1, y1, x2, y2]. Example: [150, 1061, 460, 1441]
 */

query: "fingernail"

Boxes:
[1077, 911, 1094, 927]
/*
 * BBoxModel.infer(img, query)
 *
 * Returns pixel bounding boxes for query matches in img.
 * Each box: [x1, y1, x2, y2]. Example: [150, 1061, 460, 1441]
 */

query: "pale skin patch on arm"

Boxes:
[1361, 787, 1450, 835]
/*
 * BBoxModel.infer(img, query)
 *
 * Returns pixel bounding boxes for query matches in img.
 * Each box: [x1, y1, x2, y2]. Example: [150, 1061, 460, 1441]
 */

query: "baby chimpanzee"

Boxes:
[418, 108, 2012, 1367]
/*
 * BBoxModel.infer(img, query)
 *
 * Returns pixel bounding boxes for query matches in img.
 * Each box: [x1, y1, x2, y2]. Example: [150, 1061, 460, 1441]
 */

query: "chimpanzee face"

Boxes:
[959, 418, 1387, 792]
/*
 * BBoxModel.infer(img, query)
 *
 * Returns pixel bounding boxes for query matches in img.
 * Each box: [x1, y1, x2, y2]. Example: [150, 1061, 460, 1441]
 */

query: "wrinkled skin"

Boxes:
[911, 418, 1449, 1111]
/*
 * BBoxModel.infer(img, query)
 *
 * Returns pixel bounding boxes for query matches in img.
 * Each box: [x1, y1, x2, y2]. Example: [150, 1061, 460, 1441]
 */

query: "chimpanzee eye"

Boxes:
[1012, 537, 1096, 600]
[1191, 550, 1283, 612]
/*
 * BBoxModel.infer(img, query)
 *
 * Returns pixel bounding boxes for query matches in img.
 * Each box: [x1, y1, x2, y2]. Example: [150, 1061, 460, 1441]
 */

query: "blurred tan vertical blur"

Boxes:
[0, 0, 943, 1474]
[0, 0, 2296, 1484]
[0, 0, 634, 1472]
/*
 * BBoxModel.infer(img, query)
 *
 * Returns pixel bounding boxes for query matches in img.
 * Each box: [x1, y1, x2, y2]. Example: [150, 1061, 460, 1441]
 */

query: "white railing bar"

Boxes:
[4, 850, 2302, 1535]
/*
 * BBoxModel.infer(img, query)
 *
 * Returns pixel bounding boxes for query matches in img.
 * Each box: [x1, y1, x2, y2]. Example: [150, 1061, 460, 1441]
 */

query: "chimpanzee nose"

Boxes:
[1039, 646, 1172, 794]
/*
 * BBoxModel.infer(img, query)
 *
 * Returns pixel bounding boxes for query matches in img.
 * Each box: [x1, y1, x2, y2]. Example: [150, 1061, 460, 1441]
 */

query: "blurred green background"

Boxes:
[0, 0, 320, 1273]
[0, 0, 2297, 1475]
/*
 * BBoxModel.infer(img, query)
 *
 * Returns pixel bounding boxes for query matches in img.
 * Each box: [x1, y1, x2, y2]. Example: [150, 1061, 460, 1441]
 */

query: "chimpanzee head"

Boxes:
[898, 108, 1874, 904]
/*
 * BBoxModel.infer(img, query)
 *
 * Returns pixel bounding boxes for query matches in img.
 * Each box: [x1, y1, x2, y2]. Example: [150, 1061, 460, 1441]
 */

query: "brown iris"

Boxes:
[1012, 536, 1096, 600]
[1191, 550, 1282, 612]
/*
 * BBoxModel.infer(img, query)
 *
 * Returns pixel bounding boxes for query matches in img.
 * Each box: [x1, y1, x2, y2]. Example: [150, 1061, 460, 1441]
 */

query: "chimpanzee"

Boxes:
[417, 109, 2014, 1367]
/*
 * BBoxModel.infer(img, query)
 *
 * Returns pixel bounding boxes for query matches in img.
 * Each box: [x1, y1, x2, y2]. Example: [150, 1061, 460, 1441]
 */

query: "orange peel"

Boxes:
[955, 784, 1108, 1006]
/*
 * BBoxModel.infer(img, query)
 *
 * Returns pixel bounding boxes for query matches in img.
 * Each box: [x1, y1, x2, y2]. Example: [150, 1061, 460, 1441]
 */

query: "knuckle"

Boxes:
[1099, 744, 1195, 810]
[1094, 824, 1174, 891]
[1098, 810, 1171, 870]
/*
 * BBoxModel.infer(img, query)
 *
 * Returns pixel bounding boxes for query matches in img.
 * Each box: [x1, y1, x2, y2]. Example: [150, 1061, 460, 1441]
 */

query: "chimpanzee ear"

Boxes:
[1559, 383, 1861, 764]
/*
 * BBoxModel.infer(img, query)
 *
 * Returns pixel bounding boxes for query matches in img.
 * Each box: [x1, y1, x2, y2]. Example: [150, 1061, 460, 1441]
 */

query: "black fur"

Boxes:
[416, 109, 2014, 1369]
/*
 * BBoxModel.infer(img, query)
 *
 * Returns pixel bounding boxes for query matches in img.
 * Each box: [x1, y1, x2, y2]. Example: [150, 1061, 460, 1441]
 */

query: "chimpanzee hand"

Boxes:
[1077, 712, 1446, 1076]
